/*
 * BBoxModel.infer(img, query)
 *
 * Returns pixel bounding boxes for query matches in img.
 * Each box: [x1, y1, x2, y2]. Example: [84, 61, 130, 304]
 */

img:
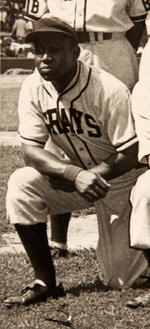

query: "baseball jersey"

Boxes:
[24, 0, 149, 32]
[18, 61, 137, 170]
[132, 77, 150, 164]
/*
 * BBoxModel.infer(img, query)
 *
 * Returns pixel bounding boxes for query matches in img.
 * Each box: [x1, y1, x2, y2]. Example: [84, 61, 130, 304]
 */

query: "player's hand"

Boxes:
[74, 170, 111, 202]
[49, 177, 75, 192]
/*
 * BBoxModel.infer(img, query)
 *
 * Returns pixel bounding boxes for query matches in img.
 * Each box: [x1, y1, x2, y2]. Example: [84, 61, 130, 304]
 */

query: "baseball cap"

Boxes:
[26, 15, 78, 44]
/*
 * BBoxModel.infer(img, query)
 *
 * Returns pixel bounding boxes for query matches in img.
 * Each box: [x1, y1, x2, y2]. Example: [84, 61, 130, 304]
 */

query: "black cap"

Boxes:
[26, 15, 78, 44]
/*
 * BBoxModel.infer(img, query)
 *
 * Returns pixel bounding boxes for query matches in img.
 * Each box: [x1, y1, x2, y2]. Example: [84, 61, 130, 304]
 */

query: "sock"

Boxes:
[15, 223, 56, 290]
[51, 213, 71, 245]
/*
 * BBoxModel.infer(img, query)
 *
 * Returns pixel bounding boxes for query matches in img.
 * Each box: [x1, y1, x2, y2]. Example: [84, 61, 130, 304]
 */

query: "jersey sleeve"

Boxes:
[18, 74, 49, 147]
[24, 0, 48, 20]
[132, 79, 150, 164]
[101, 75, 137, 152]
[126, 0, 149, 22]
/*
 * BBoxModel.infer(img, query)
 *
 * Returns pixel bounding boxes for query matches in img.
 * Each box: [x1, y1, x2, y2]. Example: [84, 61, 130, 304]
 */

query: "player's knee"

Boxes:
[7, 167, 40, 196]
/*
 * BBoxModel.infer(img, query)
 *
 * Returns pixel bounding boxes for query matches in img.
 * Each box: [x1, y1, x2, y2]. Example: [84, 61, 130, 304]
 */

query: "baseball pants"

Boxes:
[79, 33, 138, 90]
[130, 169, 150, 249]
[6, 166, 148, 289]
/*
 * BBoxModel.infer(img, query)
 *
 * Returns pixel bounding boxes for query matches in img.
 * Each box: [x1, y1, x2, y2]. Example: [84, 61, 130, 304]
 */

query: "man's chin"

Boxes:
[41, 72, 54, 81]
[42, 74, 52, 81]
[39, 68, 55, 81]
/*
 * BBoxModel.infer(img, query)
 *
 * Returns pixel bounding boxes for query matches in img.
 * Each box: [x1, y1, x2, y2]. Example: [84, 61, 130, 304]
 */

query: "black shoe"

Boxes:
[4, 281, 65, 308]
[49, 245, 69, 258]
[57, 249, 69, 257]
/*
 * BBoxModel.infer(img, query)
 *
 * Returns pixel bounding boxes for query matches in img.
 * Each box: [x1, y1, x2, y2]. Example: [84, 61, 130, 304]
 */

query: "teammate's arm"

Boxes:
[125, 20, 146, 51]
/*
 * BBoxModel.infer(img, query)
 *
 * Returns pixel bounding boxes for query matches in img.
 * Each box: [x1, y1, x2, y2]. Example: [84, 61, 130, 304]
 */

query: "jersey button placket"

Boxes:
[69, 133, 95, 168]
[87, 162, 92, 167]
[77, 146, 94, 168]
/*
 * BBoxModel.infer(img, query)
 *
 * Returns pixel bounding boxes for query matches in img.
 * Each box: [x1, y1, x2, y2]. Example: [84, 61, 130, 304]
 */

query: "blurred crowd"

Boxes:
[0, 0, 34, 58]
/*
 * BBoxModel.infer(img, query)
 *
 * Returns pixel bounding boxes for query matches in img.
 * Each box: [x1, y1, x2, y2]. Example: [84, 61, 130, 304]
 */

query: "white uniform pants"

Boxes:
[6, 166, 148, 289]
[130, 170, 150, 249]
[79, 34, 138, 90]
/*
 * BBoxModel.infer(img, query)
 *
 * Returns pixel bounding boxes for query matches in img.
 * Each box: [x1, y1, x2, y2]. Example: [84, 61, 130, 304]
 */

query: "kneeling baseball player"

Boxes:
[4, 15, 150, 307]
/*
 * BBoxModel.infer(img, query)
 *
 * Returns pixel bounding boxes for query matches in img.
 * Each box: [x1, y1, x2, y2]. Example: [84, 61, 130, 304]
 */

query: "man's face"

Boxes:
[34, 33, 79, 89]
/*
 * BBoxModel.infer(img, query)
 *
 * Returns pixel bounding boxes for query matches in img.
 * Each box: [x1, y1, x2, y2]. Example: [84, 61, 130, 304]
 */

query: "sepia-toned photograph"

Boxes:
[1, 1, 150, 328]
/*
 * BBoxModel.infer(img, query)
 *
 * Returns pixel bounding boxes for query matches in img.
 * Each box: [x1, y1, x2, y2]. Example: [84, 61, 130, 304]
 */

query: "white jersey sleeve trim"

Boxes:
[18, 132, 46, 147]
[116, 136, 138, 152]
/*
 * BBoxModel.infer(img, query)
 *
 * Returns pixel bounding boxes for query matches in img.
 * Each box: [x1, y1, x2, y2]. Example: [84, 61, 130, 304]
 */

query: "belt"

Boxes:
[77, 31, 112, 43]
[77, 31, 123, 43]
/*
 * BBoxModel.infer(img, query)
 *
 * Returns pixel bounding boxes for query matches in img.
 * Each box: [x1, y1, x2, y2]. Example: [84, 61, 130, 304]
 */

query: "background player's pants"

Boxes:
[79, 33, 138, 90]
[130, 170, 150, 249]
[6, 166, 148, 289]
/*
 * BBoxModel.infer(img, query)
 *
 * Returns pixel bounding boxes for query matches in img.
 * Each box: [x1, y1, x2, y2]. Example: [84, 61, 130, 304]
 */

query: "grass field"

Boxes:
[0, 145, 25, 235]
[1, 250, 150, 329]
[1, 74, 27, 131]
[1, 73, 150, 328]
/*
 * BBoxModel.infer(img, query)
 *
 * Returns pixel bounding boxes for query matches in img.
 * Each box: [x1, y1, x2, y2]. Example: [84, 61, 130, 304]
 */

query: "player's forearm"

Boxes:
[89, 143, 139, 181]
[21, 143, 81, 180]
[125, 20, 146, 51]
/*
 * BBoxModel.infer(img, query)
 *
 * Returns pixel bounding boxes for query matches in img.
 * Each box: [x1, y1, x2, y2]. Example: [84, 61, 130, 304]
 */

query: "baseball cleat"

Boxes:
[126, 291, 150, 308]
[49, 242, 69, 257]
[4, 281, 65, 308]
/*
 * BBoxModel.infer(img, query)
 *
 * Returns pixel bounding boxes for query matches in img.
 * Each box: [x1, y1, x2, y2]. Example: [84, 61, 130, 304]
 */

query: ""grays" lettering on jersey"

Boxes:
[43, 107, 101, 138]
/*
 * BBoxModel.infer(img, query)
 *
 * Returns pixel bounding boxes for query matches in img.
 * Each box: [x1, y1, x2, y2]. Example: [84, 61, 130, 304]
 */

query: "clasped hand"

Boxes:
[49, 170, 111, 202]
[75, 170, 111, 202]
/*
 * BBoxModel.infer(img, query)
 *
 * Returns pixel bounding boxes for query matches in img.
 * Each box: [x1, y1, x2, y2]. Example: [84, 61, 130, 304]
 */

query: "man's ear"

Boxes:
[74, 45, 80, 59]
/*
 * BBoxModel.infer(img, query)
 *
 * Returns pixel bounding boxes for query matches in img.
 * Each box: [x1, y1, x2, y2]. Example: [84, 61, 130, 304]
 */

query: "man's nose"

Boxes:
[42, 51, 52, 60]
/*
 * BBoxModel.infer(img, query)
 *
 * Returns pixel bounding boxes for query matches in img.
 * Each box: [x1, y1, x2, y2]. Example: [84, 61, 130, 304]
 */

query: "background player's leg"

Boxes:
[50, 213, 71, 254]
[44, 140, 72, 255]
